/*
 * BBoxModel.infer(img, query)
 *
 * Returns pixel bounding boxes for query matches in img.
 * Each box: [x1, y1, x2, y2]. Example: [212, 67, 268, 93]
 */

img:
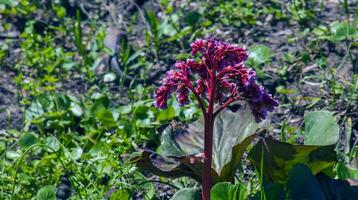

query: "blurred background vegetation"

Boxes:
[0, 0, 357, 199]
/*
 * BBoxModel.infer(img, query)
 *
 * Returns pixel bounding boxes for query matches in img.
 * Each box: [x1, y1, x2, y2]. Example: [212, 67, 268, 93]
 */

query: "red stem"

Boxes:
[202, 112, 214, 200]
[213, 96, 240, 118]
[202, 68, 216, 200]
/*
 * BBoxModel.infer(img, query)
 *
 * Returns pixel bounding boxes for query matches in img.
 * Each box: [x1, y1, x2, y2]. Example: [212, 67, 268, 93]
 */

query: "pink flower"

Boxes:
[155, 39, 278, 122]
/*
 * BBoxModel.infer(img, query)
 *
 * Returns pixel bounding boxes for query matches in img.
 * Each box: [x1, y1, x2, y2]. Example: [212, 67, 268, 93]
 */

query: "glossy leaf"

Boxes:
[248, 137, 337, 183]
[287, 164, 358, 200]
[170, 188, 201, 200]
[304, 110, 339, 145]
[286, 164, 326, 200]
[135, 105, 259, 183]
[252, 164, 358, 200]
[70, 102, 83, 117]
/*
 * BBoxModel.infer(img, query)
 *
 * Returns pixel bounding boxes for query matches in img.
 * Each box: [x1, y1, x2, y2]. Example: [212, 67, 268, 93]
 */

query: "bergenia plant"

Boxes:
[154, 39, 278, 200]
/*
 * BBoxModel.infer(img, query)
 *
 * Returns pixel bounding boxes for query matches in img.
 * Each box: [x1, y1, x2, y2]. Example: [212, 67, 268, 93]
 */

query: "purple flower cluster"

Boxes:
[154, 39, 278, 122]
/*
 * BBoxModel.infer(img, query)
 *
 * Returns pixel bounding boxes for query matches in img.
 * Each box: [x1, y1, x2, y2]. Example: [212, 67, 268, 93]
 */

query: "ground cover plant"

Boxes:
[0, 0, 357, 199]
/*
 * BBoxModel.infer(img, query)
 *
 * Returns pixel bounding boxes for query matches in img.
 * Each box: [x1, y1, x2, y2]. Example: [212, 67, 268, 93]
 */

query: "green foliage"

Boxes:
[248, 45, 272, 66]
[211, 182, 247, 200]
[19, 132, 37, 149]
[135, 105, 258, 183]
[253, 164, 358, 200]
[249, 110, 340, 183]
[1, 0, 357, 199]
[329, 21, 358, 42]
[303, 110, 339, 145]
[36, 185, 56, 200]
[286, 164, 327, 199]
[170, 188, 201, 200]
[249, 137, 337, 183]
[247, 45, 272, 79]
[109, 188, 131, 200]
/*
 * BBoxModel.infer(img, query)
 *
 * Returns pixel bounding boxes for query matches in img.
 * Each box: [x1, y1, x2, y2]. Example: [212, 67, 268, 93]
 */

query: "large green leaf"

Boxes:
[248, 137, 337, 183]
[134, 104, 259, 183]
[286, 164, 326, 200]
[162, 104, 258, 174]
[210, 182, 247, 200]
[133, 150, 202, 182]
[170, 188, 201, 200]
[315, 172, 358, 199]
[36, 185, 56, 200]
[252, 164, 358, 200]
[304, 110, 339, 145]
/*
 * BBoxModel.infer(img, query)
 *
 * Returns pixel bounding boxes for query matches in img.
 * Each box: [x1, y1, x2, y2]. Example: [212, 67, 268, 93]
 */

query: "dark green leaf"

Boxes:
[248, 137, 337, 183]
[316, 172, 358, 200]
[183, 11, 201, 26]
[36, 185, 56, 200]
[19, 132, 37, 149]
[171, 188, 201, 200]
[286, 164, 326, 200]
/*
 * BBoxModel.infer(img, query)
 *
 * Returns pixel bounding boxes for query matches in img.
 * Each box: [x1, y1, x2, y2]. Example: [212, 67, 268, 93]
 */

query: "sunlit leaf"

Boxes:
[157, 107, 175, 123]
[171, 188, 201, 200]
[329, 21, 357, 42]
[109, 188, 131, 200]
[211, 182, 247, 200]
[36, 185, 56, 200]
[304, 110, 339, 145]
[135, 104, 259, 183]
[104, 72, 117, 82]
[44, 136, 61, 151]
[248, 45, 272, 64]
[248, 137, 337, 183]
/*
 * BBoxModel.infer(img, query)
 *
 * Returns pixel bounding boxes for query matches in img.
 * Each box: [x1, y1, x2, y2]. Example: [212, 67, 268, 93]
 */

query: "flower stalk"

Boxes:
[154, 39, 278, 200]
[203, 112, 214, 200]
